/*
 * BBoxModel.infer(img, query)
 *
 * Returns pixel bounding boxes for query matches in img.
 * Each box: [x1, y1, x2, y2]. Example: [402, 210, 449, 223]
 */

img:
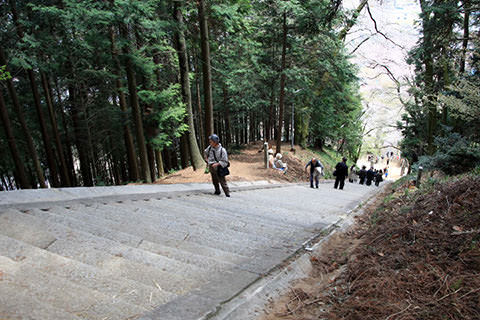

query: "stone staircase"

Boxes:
[0, 182, 379, 320]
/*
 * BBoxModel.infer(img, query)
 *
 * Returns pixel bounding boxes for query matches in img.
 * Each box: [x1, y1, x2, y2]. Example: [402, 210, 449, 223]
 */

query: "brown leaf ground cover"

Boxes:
[262, 175, 480, 320]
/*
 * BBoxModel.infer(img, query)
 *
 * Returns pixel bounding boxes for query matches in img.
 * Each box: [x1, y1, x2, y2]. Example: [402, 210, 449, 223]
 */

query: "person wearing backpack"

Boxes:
[204, 134, 230, 197]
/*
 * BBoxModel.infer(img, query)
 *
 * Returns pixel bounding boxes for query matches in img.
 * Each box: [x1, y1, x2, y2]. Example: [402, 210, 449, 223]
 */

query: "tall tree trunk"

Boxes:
[27, 70, 60, 187]
[68, 85, 94, 186]
[194, 53, 205, 151]
[250, 114, 255, 142]
[155, 149, 165, 177]
[459, 0, 470, 73]
[244, 114, 248, 144]
[0, 48, 47, 188]
[223, 86, 231, 146]
[268, 78, 275, 142]
[41, 72, 71, 187]
[170, 143, 179, 169]
[162, 149, 171, 172]
[120, 23, 151, 183]
[146, 143, 156, 181]
[180, 134, 189, 169]
[108, 136, 122, 185]
[420, 0, 437, 155]
[134, 27, 160, 182]
[235, 115, 240, 144]
[0, 90, 31, 189]
[8, 0, 58, 187]
[109, 24, 139, 181]
[276, 11, 288, 155]
[174, 1, 205, 170]
[56, 84, 77, 186]
[284, 108, 290, 142]
[197, 0, 214, 139]
[81, 88, 97, 183]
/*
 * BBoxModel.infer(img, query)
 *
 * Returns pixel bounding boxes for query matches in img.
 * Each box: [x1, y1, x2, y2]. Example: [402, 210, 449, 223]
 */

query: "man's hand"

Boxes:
[212, 163, 220, 168]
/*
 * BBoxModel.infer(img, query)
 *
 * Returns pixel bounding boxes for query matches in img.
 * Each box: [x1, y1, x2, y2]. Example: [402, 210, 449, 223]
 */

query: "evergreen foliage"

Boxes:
[399, 0, 480, 174]
[0, 0, 364, 189]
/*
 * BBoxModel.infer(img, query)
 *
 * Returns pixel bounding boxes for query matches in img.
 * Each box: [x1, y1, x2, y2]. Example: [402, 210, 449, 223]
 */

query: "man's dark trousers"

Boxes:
[334, 176, 345, 190]
[209, 164, 230, 196]
[310, 174, 319, 188]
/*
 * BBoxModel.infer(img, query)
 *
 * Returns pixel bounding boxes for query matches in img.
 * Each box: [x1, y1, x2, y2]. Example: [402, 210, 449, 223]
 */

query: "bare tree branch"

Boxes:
[366, 3, 405, 50]
[365, 62, 413, 108]
[368, 62, 400, 83]
[338, 0, 369, 41]
[349, 36, 371, 55]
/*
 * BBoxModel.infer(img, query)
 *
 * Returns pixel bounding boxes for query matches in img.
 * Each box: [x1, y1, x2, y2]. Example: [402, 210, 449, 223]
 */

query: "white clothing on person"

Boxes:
[313, 166, 323, 178]
[274, 153, 287, 171]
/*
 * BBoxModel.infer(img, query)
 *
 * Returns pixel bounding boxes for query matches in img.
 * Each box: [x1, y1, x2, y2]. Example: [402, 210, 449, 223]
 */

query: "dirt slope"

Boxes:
[261, 175, 480, 320]
[155, 142, 311, 185]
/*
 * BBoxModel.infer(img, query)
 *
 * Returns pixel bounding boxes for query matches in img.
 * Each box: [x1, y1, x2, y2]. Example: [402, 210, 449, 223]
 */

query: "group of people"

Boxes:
[304, 156, 387, 190]
[305, 156, 349, 190]
[267, 148, 288, 173]
[355, 166, 385, 186]
[203, 134, 386, 197]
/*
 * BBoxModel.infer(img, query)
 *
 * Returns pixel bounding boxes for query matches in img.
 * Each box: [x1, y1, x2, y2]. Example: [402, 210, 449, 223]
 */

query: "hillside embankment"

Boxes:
[153, 141, 399, 185]
[260, 174, 480, 319]
[154, 142, 317, 184]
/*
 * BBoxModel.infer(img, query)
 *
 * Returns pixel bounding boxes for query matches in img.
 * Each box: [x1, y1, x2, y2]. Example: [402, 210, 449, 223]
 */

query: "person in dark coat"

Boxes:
[366, 167, 375, 186]
[358, 165, 367, 185]
[375, 169, 384, 186]
[334, 157, 348, 190]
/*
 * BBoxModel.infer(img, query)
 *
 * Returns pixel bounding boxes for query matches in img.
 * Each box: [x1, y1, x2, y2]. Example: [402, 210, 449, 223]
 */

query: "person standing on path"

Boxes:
[305, 158, 324, 188]
[204, 134, 230, 197]
[366, 167, 375, 186]
[348, 164, 357, 183]
[375, 169, 384, 186]
[358, 165, 367, 185]
[334, 157, 348, 190]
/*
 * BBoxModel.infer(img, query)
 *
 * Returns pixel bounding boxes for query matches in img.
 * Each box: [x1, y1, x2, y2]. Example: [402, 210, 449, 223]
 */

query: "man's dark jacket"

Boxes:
[335, 161, 348, 178]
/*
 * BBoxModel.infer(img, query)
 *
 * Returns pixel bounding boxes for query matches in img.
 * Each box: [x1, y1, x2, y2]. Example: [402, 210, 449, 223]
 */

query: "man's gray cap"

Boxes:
[209, 134, 220, 143]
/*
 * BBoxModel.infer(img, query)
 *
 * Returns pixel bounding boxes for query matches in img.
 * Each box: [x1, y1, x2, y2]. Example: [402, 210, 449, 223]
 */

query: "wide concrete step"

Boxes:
[0, 234, 176, 309]
[45, 203, 295, 280]
[116, 200, 301, 254]
[173, 194, 321, 232]
[180, 192, 328, 232]
[46, 201, 279, 257]
[24, 206, 237, 274]
[0, 209, 210, 294]
[146, 197, 310, 242]
[1, 282, 83, 320]
[41, 203, 251, 261]
[225, 186, 370, 224]
[54, 202, 247, 265]
[47, 238, 207, 294]
[0, 254, 148, 320]
[82, 201, 302, 272]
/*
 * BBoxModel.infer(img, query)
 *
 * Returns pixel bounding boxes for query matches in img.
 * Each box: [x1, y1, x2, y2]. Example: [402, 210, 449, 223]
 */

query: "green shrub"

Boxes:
[416, 131, 480, 175]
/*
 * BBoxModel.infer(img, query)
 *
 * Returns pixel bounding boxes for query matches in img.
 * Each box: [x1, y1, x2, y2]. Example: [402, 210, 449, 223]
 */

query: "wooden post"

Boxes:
[264, 142, 269, 169]
[416, 166, 423, 188]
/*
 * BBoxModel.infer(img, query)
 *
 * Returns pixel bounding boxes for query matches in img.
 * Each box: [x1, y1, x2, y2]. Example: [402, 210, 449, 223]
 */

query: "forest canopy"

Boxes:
[0, 0, 364, 189]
